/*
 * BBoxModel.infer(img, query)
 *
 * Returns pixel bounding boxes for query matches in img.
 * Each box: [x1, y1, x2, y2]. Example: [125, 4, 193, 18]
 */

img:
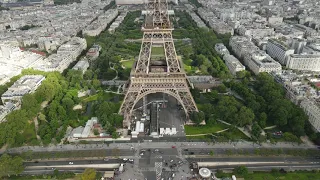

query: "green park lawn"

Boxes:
[151, 46, 165, 56]
[82, 92, 122, 103]
[121, 60, 134, 69]
[184, 123, 228, 135]
[82, 94, 99, 102]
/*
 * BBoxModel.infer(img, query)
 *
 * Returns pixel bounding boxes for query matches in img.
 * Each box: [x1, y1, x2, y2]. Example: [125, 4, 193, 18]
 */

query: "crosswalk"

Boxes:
[155, 162, 162, 180]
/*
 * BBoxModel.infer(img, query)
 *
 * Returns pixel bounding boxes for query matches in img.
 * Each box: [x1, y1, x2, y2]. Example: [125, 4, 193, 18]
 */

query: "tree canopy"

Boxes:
[0, 154, 24, 178]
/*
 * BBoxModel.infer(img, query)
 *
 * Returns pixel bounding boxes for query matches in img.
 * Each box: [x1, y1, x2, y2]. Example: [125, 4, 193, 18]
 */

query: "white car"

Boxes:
[140, 152, 144, 156]
[155, 149, 159, 152]
[129, 159, 134, 162]
[68, 162, 73, 165]
[123, 158, 128, 161]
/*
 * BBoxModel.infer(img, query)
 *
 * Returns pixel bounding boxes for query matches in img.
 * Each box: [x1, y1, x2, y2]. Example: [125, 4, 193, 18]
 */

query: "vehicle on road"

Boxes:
[129, 159, 134, 162]
[172, 146, 176, 148]
[170, 159, 174, 162]
[141, 149, 146, 152]
[123, 158, 128, 161]
[69, 162, 73, 165]
[104, 158, 109, 161]
[155, 149, 159, 152]
[140, 152, 144, 156]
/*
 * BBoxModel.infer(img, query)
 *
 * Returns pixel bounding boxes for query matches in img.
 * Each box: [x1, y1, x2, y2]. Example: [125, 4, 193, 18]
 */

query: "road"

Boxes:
[5, 141, 317, 155]
[20, 147, 320, 178]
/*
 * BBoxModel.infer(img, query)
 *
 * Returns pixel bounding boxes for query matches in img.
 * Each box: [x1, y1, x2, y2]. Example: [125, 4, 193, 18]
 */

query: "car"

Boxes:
[140, 152, 144, 156]
[155, 149, 159, 152]
[172, 146, 176, 148]
[141, 149, 146, 152]
[172, 173, 175, 177]
[69, 162, 73, 165]
[123, 158, 128, 161]
[103, 158, 109, 161]
[170, 159, 174, 162]
[129, 159, 134, 162]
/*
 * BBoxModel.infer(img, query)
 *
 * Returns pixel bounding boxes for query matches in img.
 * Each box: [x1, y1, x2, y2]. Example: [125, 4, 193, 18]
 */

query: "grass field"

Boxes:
[151, 46, 165, 56]
[82, 92, 122, 103]
[121, 60, 134, 69]
[184, 123, 228, 135]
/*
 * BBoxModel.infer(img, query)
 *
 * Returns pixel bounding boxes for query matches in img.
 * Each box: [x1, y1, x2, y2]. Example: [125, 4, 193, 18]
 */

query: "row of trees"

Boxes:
[85, 11, 142, 80]
[191, 73, 308, 141]
[173, 11, 231, 79]
[0, 67, 106, 147]
[0, 154, 24, 178]
[225, 73, 308, 137]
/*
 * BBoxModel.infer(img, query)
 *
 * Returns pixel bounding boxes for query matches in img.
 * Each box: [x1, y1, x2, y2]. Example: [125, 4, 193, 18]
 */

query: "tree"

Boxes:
[235, 106, 255, 126]
[92, 79, 101, 89]
[61, 97, 75, 111]
[190, 111, 205, 125]
[0, 154, 24, 178]
[251, 123, 262, 139]
[234, 166, 248, 176]
[81, 168, 96, 180]
[258, 112, 267, 128]
[93, 129, 99, 136]
[112, 131, 119, 139]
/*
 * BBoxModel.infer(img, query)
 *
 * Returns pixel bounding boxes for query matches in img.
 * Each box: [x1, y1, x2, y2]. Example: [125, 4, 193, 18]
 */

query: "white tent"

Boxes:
[165, 128, 171, 135]
[160, 128, 165, 135]
[171, 128, 177, 135]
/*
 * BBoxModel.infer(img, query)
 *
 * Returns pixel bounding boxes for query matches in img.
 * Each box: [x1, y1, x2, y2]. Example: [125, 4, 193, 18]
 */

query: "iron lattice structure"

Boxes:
[119, 0, 198, 127]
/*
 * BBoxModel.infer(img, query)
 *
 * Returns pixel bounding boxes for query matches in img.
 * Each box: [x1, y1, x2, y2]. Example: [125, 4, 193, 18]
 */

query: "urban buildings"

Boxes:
[0, 44, 44, 85]
[300, 99, 320, 132]
[188, 11, 207, 28]
[286, 54, 320, 71]
[1, 75, 45, 104]
[83, 9, 119, 37]
[243, 50, 281, 75]
[108, 12, 127, 33]
[214, 43, 229, 56]
[34, 37, 87, 72]
[229, 36, 259, 59]
[272, 70, 320, 132]
[266, 38, 294, 65]
[70, 117, 98, 139]
[73, 58, 90, 74]
[223, 54, 245, 76]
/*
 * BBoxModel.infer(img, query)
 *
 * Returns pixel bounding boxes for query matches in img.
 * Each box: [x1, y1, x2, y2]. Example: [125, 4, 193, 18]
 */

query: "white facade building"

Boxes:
[300, 99, 320, 132]
[215, 43, 229, 56]
[73, 58, 90, 74]
[35, 37, 87, 72]
[1, 75, 45, 104]
[244, 50, 282, 75]
[286, 54, 320, 71]
[266, 39, 294, 65]
[83, 9, 118, 37]
[223, 54, 245, 76]
[229, 36, 259, 59]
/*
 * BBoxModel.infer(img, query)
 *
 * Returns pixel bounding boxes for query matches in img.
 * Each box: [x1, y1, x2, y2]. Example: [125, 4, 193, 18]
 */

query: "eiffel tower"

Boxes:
[119, 0, 198, 128]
